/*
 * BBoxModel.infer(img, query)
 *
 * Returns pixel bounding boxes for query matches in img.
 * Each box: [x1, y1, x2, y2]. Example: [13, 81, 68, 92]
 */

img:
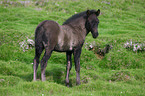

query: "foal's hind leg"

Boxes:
[33, 46, 44, 81]
[41, 48, 53, 81]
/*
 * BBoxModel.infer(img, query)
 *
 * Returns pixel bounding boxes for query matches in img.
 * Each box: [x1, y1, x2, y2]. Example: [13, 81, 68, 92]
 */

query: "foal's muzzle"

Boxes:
[92, 32, 99, 38]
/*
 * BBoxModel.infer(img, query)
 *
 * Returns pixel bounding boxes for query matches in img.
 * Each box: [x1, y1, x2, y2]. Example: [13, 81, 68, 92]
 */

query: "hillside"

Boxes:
[0, 0, 145, 96]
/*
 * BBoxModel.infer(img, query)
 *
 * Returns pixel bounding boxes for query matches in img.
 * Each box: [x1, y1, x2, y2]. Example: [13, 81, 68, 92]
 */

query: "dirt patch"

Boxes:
[91, 44, 112, 59]
[84, 41, 112, 59]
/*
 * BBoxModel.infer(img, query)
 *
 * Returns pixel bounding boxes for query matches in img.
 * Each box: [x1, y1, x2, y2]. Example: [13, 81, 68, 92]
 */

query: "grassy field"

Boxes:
[0, 0, 145, 96]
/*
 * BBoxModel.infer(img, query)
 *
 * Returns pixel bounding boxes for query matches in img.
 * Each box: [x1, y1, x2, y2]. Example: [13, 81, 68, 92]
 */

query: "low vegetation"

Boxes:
[0, 0, 145, 96]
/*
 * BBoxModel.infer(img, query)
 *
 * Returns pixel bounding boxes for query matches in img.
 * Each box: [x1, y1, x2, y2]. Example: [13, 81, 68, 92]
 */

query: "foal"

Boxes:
[33, 9, 100, 87]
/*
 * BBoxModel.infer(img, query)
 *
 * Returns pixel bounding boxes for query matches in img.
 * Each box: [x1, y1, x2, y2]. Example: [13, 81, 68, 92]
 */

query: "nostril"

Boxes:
[96, 32, 98, 35]
[93, 32, 99, 38]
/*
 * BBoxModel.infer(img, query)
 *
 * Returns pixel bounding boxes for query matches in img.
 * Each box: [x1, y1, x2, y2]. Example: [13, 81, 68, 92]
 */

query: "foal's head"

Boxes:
[85, 9, 100, 38]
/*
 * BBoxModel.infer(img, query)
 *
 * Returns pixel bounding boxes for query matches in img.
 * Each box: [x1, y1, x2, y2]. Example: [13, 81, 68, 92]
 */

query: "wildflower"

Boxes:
[19, 38, 35, 52]
[55, 3, 59, 6]
[124, 42, 130, 48]
[89, 44, 93, 49]
[130, 41, 132, 45]
[133, 44, 137, 52]
[27, 39, 35, 46]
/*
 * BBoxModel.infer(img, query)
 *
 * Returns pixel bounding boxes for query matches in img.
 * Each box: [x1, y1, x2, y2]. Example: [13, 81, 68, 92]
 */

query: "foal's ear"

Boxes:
[96, 9, 100, 16]
[86, 10, 91, 16]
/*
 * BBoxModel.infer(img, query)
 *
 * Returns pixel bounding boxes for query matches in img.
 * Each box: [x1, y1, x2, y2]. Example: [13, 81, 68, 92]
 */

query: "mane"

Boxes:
[63, 10, 98, 25]
[63, 11, 87, 25]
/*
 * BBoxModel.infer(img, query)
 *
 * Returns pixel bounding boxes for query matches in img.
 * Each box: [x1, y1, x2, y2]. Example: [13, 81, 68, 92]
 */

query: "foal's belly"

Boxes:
[54, 34, 77, 52]
[54, 44, 73, 52]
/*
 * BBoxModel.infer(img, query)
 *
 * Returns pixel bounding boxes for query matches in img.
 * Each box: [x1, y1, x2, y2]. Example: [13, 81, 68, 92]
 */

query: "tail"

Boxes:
[34, 21, 48, 56]
[35, 20, 47, 48]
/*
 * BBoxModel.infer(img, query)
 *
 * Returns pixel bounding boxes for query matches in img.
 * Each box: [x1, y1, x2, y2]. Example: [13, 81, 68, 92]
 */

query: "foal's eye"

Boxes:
[91, 20, 98, 27]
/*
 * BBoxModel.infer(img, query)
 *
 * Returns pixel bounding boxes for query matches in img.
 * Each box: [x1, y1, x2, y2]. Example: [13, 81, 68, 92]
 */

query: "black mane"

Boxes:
[63, 10, 97, 25]
[63, 11, 86, 25]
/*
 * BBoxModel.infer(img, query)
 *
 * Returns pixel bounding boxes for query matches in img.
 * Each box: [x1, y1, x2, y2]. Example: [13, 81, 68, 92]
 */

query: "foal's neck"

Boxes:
[66, 18, 87, 36]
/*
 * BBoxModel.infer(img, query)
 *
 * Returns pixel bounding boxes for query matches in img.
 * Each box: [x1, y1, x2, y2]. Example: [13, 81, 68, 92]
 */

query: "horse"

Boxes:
[33, 9, 100, 87]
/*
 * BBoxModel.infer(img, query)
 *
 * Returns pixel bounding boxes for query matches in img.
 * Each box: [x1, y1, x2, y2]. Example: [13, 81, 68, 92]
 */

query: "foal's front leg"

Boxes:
[66, 51, 72, 87]
[74, 48, 82, 85]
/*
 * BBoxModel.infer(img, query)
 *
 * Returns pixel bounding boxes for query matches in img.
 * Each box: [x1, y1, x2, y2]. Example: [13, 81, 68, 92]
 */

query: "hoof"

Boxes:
[66, 83, 70, 87]
[33, 79, 37, 82]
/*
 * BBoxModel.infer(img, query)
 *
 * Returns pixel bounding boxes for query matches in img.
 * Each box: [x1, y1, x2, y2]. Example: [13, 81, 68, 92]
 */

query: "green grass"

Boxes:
[0, 0, 145, 96]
